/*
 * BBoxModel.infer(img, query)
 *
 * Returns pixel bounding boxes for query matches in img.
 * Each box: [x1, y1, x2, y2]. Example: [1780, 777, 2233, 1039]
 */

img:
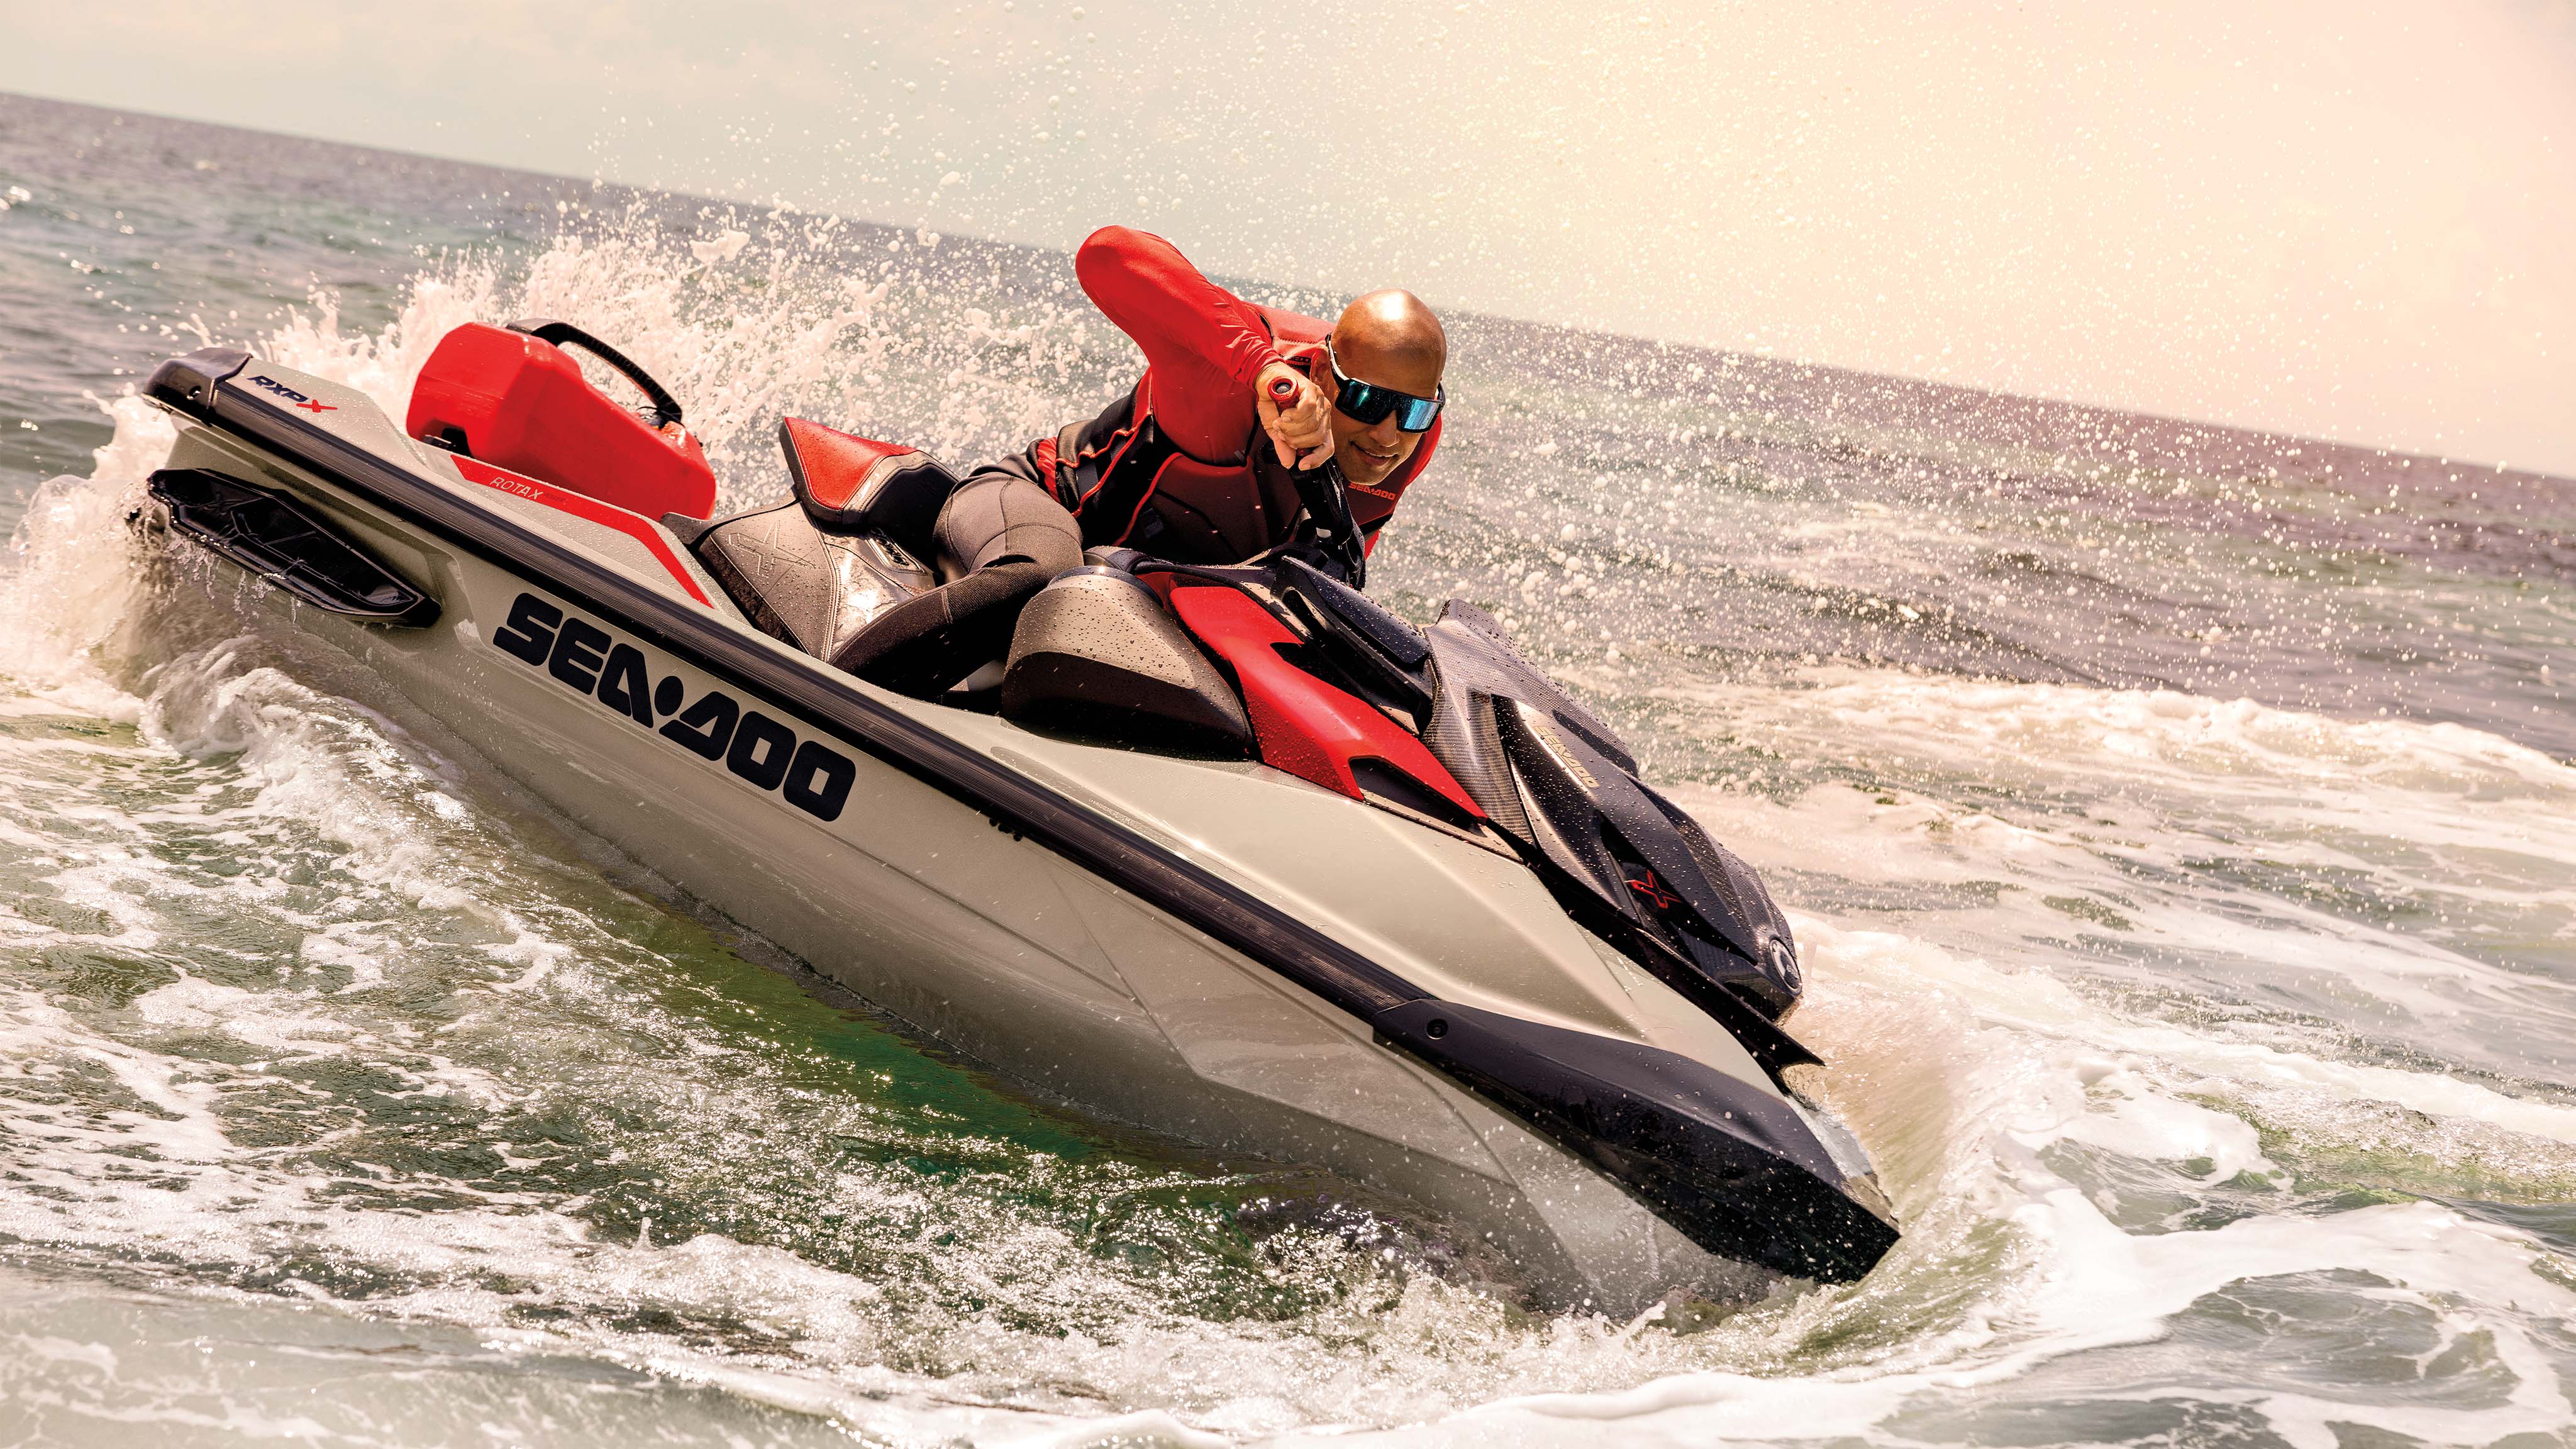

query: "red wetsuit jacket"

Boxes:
[1027, 226, 1441, 562]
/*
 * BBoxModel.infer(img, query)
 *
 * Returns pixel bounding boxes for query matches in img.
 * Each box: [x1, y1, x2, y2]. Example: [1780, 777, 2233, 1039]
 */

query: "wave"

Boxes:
[2, 214, 2572, 1444]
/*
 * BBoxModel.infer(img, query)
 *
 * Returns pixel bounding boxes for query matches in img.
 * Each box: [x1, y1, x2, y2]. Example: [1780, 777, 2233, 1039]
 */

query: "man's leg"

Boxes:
[830, 457, 1081, 695]
[928, 461, 1085, 580]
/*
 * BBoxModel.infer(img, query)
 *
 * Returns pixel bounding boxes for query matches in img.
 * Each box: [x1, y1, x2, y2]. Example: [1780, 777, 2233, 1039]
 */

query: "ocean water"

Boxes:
[5, 91, 2575, 1448]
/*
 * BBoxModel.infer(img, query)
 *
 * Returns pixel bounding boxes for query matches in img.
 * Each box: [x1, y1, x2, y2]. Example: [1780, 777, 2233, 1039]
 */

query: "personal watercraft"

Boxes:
[134, 321, 1899, 1310]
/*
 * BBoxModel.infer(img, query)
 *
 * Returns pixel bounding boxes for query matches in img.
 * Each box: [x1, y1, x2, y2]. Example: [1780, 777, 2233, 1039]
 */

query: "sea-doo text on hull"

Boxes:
[135, 323, 1897, 1309]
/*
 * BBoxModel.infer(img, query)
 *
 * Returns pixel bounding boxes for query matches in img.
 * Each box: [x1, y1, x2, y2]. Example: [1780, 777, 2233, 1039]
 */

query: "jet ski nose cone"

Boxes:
[1785, 1086, 1896, 1227]
[1839, 1169, 1899, 1232]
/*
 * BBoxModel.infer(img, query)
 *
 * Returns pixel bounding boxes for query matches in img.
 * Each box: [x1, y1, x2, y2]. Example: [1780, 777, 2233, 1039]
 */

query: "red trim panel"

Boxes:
[1077, 377, 1149, 511]
[1168, 585, 1482, 818]
[1113, 451, 1179, 547]
[448, 455, 713, 607]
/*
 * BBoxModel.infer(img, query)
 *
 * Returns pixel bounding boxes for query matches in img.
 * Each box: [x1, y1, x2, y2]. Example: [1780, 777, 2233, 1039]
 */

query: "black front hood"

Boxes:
[1419, 602, 1811, 1030]
[1377, 1000, 1897, 1282]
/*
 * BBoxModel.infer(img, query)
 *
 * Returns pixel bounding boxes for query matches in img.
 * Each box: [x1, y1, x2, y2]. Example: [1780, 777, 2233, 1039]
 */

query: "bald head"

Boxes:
[1331, 289, 1448, 393]
[1321, 289, 1446, 487]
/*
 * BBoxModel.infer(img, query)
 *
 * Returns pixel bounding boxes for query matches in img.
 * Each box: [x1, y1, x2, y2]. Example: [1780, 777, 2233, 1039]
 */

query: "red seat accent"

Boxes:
[776, 418, 962, 556]
[406, 324, 718, 521]
[779, 416, 915, 518]
[1168, 585, 1483, 819]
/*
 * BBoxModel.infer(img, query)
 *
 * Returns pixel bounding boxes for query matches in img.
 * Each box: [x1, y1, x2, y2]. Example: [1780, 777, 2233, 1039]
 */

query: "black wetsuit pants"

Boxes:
[827, 453, 1081, 696]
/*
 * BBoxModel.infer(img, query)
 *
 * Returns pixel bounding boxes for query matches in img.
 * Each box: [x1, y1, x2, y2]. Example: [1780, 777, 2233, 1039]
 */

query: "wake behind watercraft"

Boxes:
[132, 319, 1899, 1310]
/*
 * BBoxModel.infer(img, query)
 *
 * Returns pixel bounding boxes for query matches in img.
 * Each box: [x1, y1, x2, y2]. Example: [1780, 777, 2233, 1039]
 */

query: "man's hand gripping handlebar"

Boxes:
[1255, 361, 1363, 586]
[1256, 363, 1332, 472]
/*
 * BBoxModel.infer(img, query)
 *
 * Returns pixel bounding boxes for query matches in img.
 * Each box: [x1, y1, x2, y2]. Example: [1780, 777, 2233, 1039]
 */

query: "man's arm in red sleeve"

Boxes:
[1075, 226, 1282, 459]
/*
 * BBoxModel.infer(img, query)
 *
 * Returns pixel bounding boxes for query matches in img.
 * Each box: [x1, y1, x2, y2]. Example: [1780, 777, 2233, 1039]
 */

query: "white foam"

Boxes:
[1661, 665, 2576, 1067]
[1796, 908, 2576, 1150]
[0, 397, 169, 711]
[1315, 913, 2576, 1446]
[132, 975, 358, 1057]
[1373, 1194, 2575, 1447]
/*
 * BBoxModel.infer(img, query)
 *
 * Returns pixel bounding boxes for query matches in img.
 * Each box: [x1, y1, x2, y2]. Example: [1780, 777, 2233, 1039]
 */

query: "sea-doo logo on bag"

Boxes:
[487, 592, 857, 822]
[248, 373, 336, 413]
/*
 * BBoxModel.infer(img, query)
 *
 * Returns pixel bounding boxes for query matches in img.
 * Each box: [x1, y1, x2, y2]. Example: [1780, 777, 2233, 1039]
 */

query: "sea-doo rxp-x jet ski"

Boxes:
[134, 321, 1899, 1309]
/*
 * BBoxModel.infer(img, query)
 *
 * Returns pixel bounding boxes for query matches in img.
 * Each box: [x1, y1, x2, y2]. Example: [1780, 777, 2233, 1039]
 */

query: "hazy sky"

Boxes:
[14, 0, 2575, 472]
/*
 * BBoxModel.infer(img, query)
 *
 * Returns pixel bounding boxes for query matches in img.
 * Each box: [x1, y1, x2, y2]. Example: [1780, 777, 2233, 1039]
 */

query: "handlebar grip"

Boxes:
[507, 318, 687, 428]
[1266, 374, 1301, 405]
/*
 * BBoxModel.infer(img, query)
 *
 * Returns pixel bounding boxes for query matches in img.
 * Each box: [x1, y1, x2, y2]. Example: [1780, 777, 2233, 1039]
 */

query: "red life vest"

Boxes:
[1040, 311, 1441, 562]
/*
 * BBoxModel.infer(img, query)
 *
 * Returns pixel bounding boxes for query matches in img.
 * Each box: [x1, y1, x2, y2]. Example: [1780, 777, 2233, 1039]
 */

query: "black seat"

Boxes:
[662, 418, 961, 662]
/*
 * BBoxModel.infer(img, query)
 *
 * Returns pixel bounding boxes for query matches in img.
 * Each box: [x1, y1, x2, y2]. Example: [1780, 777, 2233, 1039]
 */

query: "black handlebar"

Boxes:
[1284, 457, 1368, 589]
[507, 318, 687, 430]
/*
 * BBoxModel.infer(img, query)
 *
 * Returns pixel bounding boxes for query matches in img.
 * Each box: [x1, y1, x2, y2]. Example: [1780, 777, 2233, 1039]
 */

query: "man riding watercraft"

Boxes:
[832, 225, 1448, 689]
[138, 231, 1899, 1305]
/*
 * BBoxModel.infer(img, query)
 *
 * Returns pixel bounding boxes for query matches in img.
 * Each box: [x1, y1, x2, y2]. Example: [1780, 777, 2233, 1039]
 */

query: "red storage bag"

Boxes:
[406, 321, 718, 520]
